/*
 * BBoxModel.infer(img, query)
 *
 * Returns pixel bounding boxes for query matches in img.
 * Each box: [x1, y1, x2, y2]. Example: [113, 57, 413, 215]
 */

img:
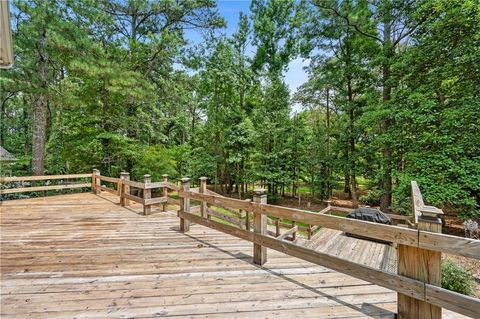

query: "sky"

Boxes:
[187, 0, 310, 97]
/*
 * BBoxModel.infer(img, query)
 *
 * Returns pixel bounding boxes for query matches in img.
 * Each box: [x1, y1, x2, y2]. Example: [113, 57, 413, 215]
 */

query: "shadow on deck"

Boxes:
[0, 192, 467, 318]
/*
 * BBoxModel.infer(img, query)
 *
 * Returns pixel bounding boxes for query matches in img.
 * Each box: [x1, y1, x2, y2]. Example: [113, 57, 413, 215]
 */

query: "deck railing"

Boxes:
[1, 172, 479, 318]
[176, 178, 480, 319]
[0, 174, 91, 195]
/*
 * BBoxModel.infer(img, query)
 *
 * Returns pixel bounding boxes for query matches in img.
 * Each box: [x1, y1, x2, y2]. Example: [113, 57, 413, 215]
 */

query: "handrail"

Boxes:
[0, 173, 91, 195]
[0, 173, 91, 183]
[179, 210, 480, 317]
[92, 171, 177, 215]
[411, 180, 443, 224]
[178, 189, 479, 260]
[177, 183, 480, 318]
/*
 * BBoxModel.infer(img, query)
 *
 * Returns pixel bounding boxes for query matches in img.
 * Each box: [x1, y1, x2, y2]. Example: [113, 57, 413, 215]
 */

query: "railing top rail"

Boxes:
[0, 173, 91, 183]
[179, 189, 480, 260]
[412, 181, 443, 224]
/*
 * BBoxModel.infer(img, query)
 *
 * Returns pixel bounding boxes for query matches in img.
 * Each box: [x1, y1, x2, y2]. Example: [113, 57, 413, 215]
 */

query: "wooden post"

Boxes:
[91, 169, 98, 194]
[94, 169, 100, 194]
[143, 174, 151, 215]
[253, 188, 267, 265]
[120, 172, 130, 207]
[397, 183, 443, 319]
[199, 177, 207, 218]
[291, 221, 297, 241]
[245, 198, 252, 231]
[162, 174, 168, 212]
[179, 178, 190, 232]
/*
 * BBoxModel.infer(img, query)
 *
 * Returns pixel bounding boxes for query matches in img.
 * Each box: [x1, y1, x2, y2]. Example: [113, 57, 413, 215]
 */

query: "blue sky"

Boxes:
[187, 0, 309, 96]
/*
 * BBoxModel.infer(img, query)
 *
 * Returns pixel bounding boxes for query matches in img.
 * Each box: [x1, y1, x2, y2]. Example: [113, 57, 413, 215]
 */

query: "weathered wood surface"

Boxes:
[0, 173, 91, 183]
[97, 175, 120, 183]
[179, 190, 480, 260]
[0, 192, 472, 318]
[297, 228, 398, 273]
[0, 182, 91, 194]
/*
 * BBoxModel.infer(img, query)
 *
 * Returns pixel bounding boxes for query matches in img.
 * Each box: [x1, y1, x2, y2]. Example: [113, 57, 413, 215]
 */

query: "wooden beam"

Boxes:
[253, 189, 267, 265]
[179, 190, 419, 248]
[398, 182, 443, 319]
[123, 193, 143, 205]
[178, 210, 424, 299]
[97, 175, 120, 183]
[162, 174, 169, 212]
[143, 196, 167, 206]
[0, 183, 91, 194]
[199, 177, 207, 218]
[0, 173, 91, 183]
[179, 178, 190, 232]
[178, 189, 480, 260]
[143, 175, 151, 215]
[119, 172, 130, 207]
[277, 226, 298, 241]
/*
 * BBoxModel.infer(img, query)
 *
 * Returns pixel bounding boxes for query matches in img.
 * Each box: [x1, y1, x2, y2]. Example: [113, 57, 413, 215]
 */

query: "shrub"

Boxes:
[441, 259, 476, 296]
[359, 189, 382, 206]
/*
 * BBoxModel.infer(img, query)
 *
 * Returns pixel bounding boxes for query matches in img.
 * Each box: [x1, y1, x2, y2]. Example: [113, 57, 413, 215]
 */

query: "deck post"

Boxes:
[253, 188, 267, 265]
[93, 169, 100, 194]
[162, 174, 168, 212]
[291, 221, 297, 240]
[199, 177, 207, 218]
[180, 178, 190, 232]
[397, 185, 443, 319]
[120, 172, 130, 207]
[143, 174, 151, 215]
[91, 169, 98, 194]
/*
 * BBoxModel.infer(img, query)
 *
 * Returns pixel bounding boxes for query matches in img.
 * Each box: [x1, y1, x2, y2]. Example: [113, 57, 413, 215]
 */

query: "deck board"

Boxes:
[0, 192, 467, 318]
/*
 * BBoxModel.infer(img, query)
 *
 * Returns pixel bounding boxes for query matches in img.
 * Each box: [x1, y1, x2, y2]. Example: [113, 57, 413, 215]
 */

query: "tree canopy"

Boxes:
[1, 0, 479, 218]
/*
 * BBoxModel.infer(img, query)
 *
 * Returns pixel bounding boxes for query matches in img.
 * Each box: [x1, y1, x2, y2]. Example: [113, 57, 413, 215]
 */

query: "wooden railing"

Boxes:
[177, 177, 480, 319]
[92, 170, 178, 215]
[0, 174, 91, 195]
[1, 173, 479, 318]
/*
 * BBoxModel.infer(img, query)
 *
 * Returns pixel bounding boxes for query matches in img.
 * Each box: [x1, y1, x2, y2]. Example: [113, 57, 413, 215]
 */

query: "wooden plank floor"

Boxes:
[297, 228, 397, 273]
[0, 192, 467, 318]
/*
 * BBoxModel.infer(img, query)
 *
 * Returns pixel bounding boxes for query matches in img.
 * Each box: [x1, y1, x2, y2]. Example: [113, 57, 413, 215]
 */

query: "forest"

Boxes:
[1, 0, 479, 219]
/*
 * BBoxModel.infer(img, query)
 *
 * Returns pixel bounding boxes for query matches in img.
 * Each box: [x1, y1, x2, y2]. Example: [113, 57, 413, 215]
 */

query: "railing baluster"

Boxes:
[143, 174, 151, 215]
[199, 177, 207, 218]
[253, 188, 267, 265]
[179, 178, 190, 232]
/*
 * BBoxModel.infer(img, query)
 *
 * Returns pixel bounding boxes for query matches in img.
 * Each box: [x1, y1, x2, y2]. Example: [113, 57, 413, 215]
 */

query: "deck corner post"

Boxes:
[91, 169, 98, 194]
[253, 188, 267, 265]
[93, 169, 100, 194]
[199, 177, 207, 218]
[397, 183, 443, 319]
[162, 174, 169, 212]
[120, 172, 130, 207]
[180, 178, 190, 232]
[143, 174, 152, 215]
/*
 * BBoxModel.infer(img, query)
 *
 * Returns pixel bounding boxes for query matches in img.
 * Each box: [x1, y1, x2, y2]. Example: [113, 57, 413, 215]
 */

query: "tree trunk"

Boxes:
[32, 27, 49, 176]
[380, 21, 393, 212]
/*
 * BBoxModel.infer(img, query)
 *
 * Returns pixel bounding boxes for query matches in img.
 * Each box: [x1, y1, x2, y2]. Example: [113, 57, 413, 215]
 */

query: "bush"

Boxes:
[441, 259, 476, 296]
[359, 189, 382, 206]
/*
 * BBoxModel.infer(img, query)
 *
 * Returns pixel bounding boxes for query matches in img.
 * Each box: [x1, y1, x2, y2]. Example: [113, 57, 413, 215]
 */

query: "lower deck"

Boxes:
[0, 192, 467, 318]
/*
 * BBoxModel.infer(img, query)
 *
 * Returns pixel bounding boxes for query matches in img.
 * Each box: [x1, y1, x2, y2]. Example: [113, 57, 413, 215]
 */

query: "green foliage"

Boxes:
[1, 0, 478, 224]
[359, 189, 382, 207]
[131, 146, 176, 182]
[441, 259, 476, 296]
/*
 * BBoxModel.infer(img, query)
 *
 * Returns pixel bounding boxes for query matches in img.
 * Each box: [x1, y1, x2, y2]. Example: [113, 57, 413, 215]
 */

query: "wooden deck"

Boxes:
[0, 192, 468, 318]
